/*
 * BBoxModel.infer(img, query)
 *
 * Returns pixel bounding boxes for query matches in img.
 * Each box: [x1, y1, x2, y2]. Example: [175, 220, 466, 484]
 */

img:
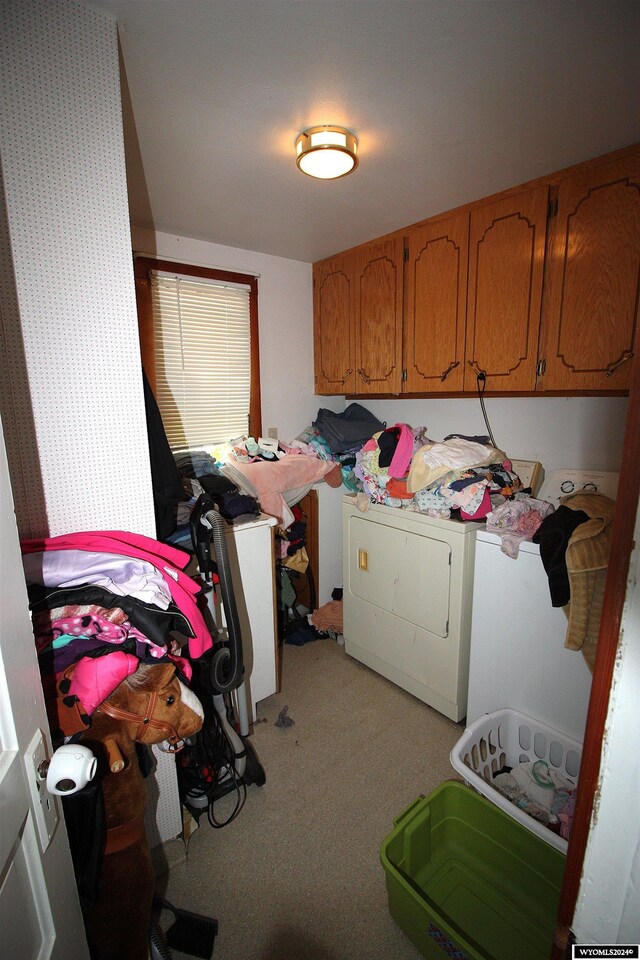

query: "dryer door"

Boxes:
[349, 515, 451, 638]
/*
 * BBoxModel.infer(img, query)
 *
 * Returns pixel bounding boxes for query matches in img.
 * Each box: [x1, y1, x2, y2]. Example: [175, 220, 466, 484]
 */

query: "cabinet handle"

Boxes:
[338, 368, 353, 384]
[605, 351, 634, 377]
[467, 359, 485, 377]
[357, 368, 371, 383]
[440, 360, 460, 382]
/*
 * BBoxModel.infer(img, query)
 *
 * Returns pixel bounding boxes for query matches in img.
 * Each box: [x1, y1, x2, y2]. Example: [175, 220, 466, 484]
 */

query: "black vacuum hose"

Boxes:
[203, 507, 244, 694]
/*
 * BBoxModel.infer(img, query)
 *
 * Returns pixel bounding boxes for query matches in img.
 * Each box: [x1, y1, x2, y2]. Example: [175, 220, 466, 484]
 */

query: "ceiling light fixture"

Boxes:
[295, 125, 358, 180]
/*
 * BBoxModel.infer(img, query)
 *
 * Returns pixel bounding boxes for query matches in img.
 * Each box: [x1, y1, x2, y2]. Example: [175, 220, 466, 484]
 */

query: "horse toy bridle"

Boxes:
[97, 691, 186, 753]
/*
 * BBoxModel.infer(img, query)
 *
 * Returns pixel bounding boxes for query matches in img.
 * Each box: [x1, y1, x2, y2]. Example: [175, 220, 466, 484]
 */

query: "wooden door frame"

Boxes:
[552, 324, 640, 956]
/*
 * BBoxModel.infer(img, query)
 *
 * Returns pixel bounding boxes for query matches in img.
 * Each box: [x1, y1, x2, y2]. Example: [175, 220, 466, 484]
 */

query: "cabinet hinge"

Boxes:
[403, 247, 409, 262]
[445, 619, 449, 635]
[536, 358, 547, 377]
[401, 368, 407, 382]
[547, 198, 558, 219]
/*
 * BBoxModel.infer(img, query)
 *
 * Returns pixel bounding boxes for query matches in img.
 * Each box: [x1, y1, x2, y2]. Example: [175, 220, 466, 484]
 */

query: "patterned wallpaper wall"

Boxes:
[0, 0, 155, 539]
[0, 0, 181, 845]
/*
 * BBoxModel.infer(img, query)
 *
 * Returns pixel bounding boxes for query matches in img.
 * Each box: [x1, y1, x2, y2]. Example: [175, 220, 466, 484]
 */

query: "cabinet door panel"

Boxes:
[354, 238, 403, 394]
[313, 256, 356, 393]
[541, 155, 640, 391]
[404, 212, 468, 392]
[465, 186, 548, 392]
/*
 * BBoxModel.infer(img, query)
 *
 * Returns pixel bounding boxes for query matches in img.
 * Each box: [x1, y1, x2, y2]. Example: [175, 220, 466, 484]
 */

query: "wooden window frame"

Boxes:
[134, 255, 262, 440]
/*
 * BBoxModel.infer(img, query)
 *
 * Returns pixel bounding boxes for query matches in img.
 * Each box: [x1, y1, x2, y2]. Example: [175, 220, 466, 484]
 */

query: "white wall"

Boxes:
[363, 396, 628, 477]
[0, 0, 155, 540]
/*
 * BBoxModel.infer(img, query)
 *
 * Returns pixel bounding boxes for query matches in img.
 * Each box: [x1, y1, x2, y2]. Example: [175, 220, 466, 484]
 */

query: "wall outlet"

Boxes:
[24, 728, 59, 853]
[267, 427, 278, 440]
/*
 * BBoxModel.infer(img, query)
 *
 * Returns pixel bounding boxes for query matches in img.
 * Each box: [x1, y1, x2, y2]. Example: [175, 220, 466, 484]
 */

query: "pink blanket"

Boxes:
[225, 456, 341, 528]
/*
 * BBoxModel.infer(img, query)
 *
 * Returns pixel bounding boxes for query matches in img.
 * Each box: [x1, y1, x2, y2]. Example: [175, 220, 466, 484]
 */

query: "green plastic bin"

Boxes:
[380, 781, 565, 960]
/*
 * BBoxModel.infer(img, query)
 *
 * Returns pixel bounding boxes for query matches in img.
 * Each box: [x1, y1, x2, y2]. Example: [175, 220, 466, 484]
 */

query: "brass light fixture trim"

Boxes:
[295, 125, 359, 180]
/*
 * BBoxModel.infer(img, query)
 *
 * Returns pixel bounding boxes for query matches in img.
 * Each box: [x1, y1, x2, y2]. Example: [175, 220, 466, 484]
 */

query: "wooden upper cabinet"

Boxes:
[540, 153, 640, 391]
[353, 237, 404, 394]
[313, 145, 640, 397]
[464, 185, 549, 392]
[313, 253, 357, 394]
[403, 211, 469, 393]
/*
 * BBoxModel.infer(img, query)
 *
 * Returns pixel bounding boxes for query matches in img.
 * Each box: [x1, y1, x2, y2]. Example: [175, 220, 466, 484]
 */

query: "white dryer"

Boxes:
[342, 495, 481, 722]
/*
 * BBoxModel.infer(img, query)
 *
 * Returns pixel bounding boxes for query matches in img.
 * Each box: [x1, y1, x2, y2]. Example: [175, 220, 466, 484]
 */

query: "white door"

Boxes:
[0, 419, 89, 960]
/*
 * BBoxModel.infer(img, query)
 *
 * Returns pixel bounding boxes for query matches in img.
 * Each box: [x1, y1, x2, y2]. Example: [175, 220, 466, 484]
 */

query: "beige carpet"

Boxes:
[154, 637, 464, 960]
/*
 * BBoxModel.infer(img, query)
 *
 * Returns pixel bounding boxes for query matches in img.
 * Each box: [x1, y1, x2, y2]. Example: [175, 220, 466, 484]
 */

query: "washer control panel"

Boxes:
[538, 469, 619, 506]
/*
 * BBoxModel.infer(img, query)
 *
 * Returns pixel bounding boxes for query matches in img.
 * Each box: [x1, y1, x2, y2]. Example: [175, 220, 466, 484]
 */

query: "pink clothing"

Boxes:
[223, 456, 341, 528]
[21, 531, 212, 658]
[47, 612, 164, 656]
[460, 487, 492, 520]
[32, 604, 128, 649]
[68, 649, 191, 715]
[388, 423, 414, 479]
[485, 498, 554, 558]
[70, 651, 139, 714]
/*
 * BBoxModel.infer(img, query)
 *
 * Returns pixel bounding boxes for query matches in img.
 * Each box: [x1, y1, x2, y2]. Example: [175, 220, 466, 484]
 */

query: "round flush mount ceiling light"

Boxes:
[295, 125, 358, 179]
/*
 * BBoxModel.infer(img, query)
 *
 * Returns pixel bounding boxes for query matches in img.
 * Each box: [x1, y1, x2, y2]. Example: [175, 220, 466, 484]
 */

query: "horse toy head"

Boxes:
[80, 661, 203, 960]
[95, 660, 204, 753]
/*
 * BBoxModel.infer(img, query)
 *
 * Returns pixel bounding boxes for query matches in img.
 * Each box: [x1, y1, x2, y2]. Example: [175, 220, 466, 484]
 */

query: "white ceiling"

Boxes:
[87, 0, 640, 264]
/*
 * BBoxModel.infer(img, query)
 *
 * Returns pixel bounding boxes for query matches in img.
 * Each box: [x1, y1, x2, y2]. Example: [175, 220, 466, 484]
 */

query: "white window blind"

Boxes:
[151, 271, 252, 451]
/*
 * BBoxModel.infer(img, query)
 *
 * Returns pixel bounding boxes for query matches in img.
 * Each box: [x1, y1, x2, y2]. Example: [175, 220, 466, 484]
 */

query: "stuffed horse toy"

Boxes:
[79, 661, 204, 960]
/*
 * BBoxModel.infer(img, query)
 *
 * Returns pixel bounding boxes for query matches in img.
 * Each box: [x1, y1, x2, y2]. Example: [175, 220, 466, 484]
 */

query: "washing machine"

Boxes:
[466, 469, 618, 742]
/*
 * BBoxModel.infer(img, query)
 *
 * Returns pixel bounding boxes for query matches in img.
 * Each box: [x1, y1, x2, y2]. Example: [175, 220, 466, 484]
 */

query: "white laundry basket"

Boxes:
[450, 708, 582, 853]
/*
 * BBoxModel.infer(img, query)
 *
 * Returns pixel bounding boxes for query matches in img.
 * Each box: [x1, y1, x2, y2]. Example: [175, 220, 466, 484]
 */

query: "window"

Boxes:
[135, 256, 261, 451]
